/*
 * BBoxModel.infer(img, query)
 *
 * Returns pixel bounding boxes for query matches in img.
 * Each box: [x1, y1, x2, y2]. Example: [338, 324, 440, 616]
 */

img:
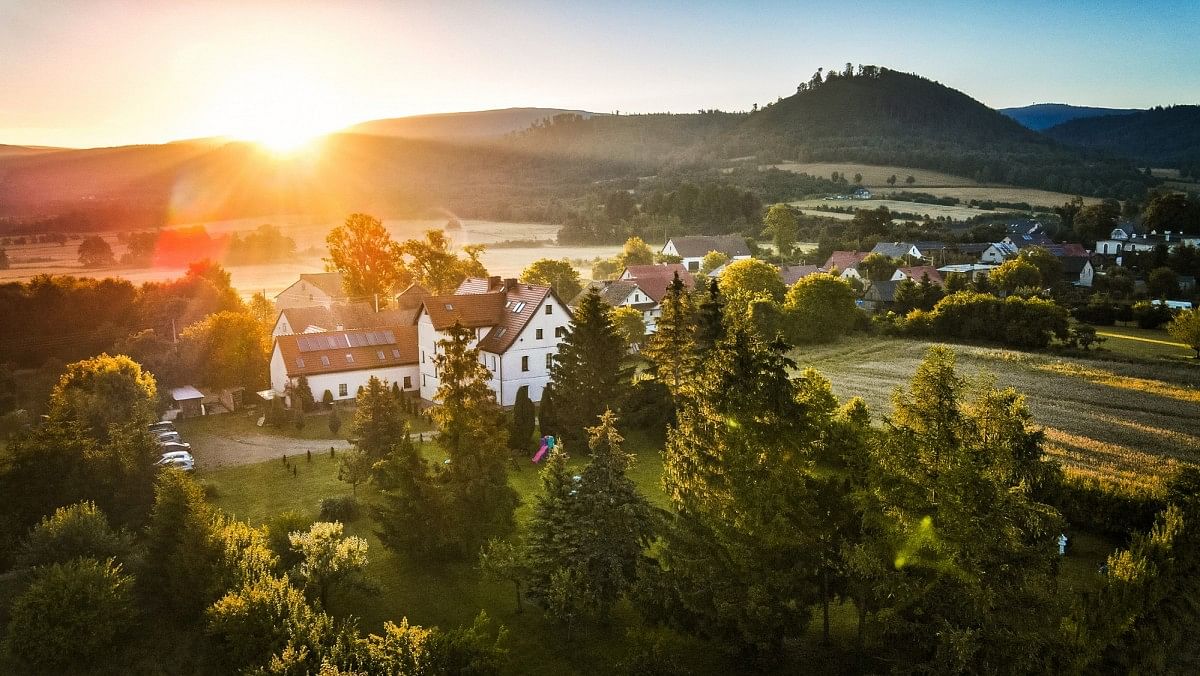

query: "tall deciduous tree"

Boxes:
[616, 236, 655, 268]
[610, 305, 646, 350]
[288, 521, 369, 608]
[763, 203, 799, 259]
[990, 258, 1043, 293]
[783, 273, 858, 343]
[520, 258, 583, 301]
[1167, 309, 1200, 358]
[400, 229, 488, 294]
[324, 213, 407, 305]
[180, 310, 270, 393]
[548, 287, 629, 445]
[718, 258, 785, 316]
[698, 250, 730, 277]
[78, 236, 115, 267]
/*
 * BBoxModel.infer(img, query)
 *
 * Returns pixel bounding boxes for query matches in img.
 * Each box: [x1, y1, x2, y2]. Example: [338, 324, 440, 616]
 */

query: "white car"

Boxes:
[148, 421, 176, 434]
[159, 441, 192, 453]
[156, 451, 195, 472]
[156, 431, 184, 444]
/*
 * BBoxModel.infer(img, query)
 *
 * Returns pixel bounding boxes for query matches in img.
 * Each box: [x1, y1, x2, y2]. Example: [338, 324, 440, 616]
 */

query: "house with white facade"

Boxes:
[272, 302, 418, 338]
[274, 273, 352, 310]
[269, 326, 419, 406]
[870, 241, 922, 261]
[822, 251, 871, 280]
[416, 277, 570, 407]
[618, 264, 695, 332]
[661, 236, 751, 272]
[980, 242, 1019, 264]
[570, 280, 659, 333]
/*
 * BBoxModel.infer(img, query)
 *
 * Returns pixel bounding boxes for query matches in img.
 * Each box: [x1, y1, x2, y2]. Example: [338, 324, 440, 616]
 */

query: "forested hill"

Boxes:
[1044, 105, 1200, 178]
[346, 107, 600, 141]
[1000, 103, 1140, 131]
[515, 67, 1153, 199]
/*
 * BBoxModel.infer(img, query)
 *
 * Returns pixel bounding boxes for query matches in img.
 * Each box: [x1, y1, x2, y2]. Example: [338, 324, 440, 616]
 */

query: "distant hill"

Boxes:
[0, 144, 66, 157]
[346, 108, 599, 140]
[517, 67, 1152, 198]
[1000, 103, 1140, 131]
[1044, 105, 1200, 177]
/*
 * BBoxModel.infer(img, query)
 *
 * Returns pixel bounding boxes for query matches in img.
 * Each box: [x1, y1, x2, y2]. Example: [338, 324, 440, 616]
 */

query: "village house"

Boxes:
[891, 266, 944, 286]
[274, 272, 352, 310]
[570, 279, 658, 333]
[272, 302, 419, 337]
[416, 277, 570, 406]
[618, 264, 695, 331]
[938, 263, 997, 281]
[269, 326, 420, 406]
[862, 280, 901, 312]
[981, 241, 1019, 264]
[780, 264, 822, 286]
[870, 241, 922, 261]
[660, 236, 751, 272]
[822, 251, 871, 280]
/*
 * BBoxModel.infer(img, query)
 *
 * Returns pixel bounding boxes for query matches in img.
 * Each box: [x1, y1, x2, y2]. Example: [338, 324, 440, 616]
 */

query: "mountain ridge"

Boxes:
[1000, 103, 1141, 131]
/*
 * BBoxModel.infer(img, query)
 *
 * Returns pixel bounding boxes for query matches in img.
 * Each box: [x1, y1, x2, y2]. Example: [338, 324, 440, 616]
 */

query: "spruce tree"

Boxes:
[431, 323, 518, 549]
[652, 324, 826, 654]
[373, 427, 452, 558]
[525, 447, 583, 607]
[548, 286, 628, 445]
[574, 410, 654, 618]
[349, 377, 406, 465]
[509, 386, 536, 452]
[538, 386, 558, 438]
[693, 278, 725, 356]
[642, 272, 697, 394]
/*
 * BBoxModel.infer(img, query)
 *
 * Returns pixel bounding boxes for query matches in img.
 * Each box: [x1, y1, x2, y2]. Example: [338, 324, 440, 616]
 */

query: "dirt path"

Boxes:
[189, 429, 436, 469]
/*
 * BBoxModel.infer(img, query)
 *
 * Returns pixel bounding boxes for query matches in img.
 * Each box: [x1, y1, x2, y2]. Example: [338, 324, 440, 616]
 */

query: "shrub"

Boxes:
[267, 510, 314, 570]
[1132, 301, 1174, 330]
[5, 558, 135, 671]
[1044, 474, 1163, 539]
[15, 501, 131, 568]
[322, 389, 334, 406]
[319, 495, 360, 522]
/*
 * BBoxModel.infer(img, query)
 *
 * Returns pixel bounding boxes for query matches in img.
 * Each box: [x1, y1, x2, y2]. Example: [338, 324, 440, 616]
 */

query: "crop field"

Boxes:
[796, 337, 1200, 490]
[773, 161, 1104, 209]
[789, 197, 986, 220]
[0, 217, 623, 296]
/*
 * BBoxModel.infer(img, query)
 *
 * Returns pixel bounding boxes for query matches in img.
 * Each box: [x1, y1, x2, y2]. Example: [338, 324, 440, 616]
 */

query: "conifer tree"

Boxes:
[693, 278, 725, 356]
[431, 323, 518, 549]
[652, 324, 826, 653]
[548, 286, 628, 444]
[373, 425, 452, 559]
[641, 272, 696, 393]
[538, 385, 558, 438]
[509, 386, 536, 452]
[349, 377, 406, 465]
[525, 448, 582, 608]
[573, 410, 654, 617]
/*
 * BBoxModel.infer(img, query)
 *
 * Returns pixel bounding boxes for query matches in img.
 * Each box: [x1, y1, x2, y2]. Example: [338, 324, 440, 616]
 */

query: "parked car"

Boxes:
[157, 457, 194, 472]
[159, 441, 192, 453]
[148, 421, 176, 433]
[159, 450, 193, 463]
[155, 431, 184, 444]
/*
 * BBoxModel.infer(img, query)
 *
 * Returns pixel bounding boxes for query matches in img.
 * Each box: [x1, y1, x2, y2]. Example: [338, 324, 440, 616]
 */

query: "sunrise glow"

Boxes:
[204, 62, 350, 152]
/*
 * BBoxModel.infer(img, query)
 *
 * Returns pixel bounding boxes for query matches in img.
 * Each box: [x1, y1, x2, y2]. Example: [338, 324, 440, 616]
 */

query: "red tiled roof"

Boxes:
[780, 265, 821, 286]
[896, 266, 944, 286]
[276, 325, 418, 378]
[422, 292, 507, 330]
[621, 264, 694, 303]
[823, 251, 869, 271]
[278, 302, 417, 334]
[478, 284, 554, 354]
[298, 272, 348, 298]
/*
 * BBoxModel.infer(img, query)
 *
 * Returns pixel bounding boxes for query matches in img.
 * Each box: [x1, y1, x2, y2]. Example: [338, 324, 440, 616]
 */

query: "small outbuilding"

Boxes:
[170, 386, 205, 419]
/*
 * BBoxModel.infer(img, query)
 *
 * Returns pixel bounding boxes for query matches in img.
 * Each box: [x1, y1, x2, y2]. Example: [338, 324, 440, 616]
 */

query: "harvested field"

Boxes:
[797, 337, 1200, 489]
[789, 197, 985, 221]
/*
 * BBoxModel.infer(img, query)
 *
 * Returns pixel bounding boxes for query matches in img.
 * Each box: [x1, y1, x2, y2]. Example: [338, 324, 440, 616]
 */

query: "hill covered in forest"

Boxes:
[1000, 103, 1140, 131]
[345, 107, 600, 140]
[1044, 105, 1200, 178]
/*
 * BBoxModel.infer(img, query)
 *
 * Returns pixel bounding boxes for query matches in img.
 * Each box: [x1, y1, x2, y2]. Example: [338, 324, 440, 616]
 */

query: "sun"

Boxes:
[206, 61, 350, 154]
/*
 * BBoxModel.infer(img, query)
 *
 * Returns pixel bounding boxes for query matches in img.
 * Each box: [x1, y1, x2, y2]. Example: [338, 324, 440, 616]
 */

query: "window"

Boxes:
[512, 301, 526, 313]
[443, 302, 454, 310]
[545, 304, 553, 315]
[536, 328, 543, 340]
[403, 376, 412, 389]
[345, 353, 354, 364]
[521, 356, 529, 372]
[422, 374, 426, 387]
[555, 327, 566, 338]
[421, 350, 425, 364]
[377, 350, 385, 360]
[338, 384, 348, 397]
[392, 349, 401, 358]
[320, 355, 330, 367]
[546, 353, 552, 369]
[296, 357, 305, 369]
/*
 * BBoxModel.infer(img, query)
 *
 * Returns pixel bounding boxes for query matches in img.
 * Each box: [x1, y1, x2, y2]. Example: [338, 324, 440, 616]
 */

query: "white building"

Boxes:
[272, 302, 418, 337]
[617, 264, 695, 332]
[269, 326, 419, 405]
[416, 277, 570, 407]
[980, 242, 1018, 264]
[274, 273, 351, 310]
[661, 236, 751, 272]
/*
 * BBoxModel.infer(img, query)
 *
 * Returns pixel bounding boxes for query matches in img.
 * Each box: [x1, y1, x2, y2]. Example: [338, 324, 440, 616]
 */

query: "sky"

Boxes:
[1, 0, 1197, 148]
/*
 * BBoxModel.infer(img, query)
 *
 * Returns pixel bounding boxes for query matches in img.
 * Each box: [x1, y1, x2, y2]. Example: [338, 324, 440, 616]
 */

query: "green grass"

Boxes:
[175, 404, 434, 441]
[198, 432, 751, 676]
[1089, 323, 1195, 361]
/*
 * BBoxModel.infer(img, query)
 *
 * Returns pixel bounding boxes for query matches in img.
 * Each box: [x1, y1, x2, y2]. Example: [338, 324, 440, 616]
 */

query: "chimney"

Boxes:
[504, 278, 518, 291]
[488, 275, 501, 290]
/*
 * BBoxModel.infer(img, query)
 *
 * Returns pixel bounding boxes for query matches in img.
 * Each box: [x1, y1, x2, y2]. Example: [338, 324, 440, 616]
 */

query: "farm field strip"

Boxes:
[798, 338, 1200, 484]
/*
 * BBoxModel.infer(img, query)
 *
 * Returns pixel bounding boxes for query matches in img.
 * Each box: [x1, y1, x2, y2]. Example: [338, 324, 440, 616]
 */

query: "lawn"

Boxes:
[175, 403, 434, 442]
[1089, 324, 1195, 361]
[200, 432, 752, 676]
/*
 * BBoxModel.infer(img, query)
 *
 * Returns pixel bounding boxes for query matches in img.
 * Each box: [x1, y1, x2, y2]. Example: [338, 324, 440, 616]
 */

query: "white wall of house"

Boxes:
[1077, 261, 1095, 287]
[275, 280, 341, 310]
[1095, 240, 1123, 256]
[272, 315, 293, 337]
[981, 244, 1016, 264]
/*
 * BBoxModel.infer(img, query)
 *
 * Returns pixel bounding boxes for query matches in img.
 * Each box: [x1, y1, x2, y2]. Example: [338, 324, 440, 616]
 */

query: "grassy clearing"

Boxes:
[200, 433, 752, 676]
[175, 406, 434, 441]
[1092, 324, 1195, 361]
[796, 336, 1200, 486]
[789, 197, 988, 221]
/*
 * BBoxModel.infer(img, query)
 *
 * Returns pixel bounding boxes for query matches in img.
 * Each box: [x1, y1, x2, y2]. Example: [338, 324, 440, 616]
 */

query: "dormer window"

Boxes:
[320, 355, 330, 367]
[345, 354, 354, 364]
[296, 357, 305, 369]
[444, 303, 454, 310]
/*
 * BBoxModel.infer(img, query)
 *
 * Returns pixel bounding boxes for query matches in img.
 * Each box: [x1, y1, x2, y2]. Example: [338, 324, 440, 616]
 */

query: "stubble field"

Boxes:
[796, 337, 1200, 490]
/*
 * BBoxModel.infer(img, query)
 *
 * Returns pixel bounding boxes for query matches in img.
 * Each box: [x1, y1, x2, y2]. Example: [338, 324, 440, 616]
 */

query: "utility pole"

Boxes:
[171, 318, 177, 344]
